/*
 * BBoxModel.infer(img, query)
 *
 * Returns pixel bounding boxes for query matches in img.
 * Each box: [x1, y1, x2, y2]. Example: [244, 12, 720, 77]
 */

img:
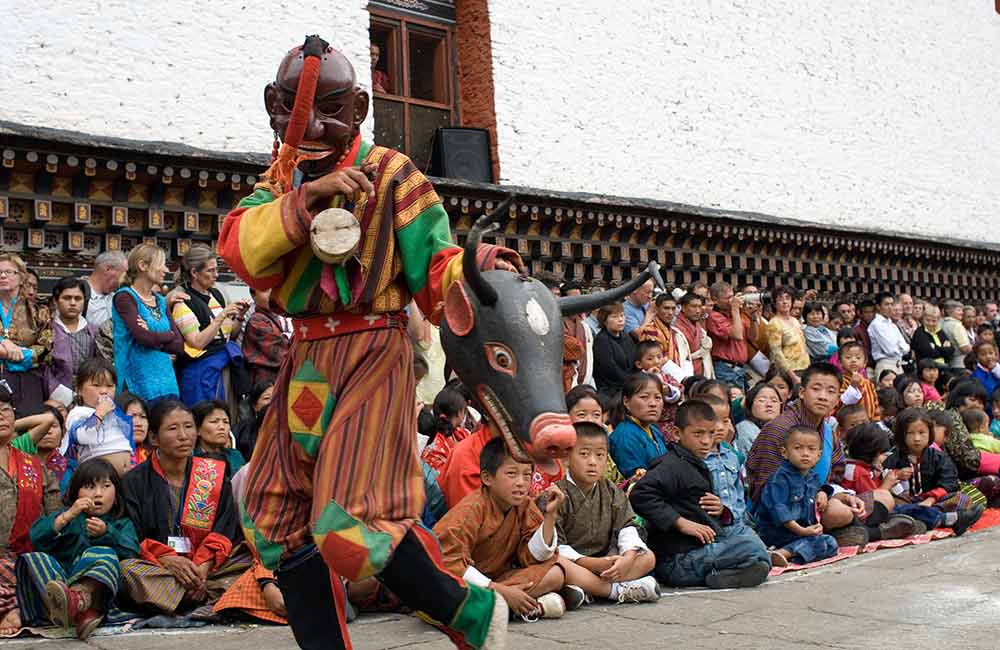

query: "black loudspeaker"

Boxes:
[428, 127, 493, 183]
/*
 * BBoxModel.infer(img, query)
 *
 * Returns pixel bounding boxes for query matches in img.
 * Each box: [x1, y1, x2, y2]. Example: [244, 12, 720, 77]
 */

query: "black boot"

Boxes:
[277, 548, 348, 650]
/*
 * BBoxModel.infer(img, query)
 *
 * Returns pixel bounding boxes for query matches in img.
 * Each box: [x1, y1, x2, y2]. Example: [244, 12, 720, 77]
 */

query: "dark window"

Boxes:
[369, 7, 458, 171]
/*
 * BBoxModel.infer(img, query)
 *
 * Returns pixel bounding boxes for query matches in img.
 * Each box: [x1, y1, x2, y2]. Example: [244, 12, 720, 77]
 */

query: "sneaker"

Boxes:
[74, 609, 103, 641]
[45, 580, 85, 629]
[483, 593, 508, 650]
[878, 514, 917, 540]
[522, 593, 565, 621]
[768, 549, 789, 568]
[910, 520, 928, 536]
[615, 576, 661, 603]
[951, 506, 985, 537]
[705, 561, 770, 589]
[559, 585, 586, 611]
[830, 524, 869, 548]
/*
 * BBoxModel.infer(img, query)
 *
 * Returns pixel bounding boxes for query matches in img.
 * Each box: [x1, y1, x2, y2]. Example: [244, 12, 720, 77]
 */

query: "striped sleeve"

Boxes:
[392, 162, 522, 322]
[171, 302, 200, 337]
[219, 185, 312, 291]
[392, 163, 463, 320]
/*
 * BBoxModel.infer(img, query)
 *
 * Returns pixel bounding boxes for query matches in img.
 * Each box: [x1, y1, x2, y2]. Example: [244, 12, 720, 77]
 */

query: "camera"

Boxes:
[742, 292, 771, 305]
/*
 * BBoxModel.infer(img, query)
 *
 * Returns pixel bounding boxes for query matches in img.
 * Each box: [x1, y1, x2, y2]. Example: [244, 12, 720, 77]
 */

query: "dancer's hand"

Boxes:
[306, 164, 377, 206]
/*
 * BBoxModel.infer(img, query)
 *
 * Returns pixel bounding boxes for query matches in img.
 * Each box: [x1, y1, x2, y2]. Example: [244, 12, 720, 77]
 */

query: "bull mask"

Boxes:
[440, 198, 666, 463]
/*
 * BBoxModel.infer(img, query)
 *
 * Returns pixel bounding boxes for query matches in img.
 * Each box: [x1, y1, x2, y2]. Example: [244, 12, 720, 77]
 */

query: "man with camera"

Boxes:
[706, 282, 760, 392]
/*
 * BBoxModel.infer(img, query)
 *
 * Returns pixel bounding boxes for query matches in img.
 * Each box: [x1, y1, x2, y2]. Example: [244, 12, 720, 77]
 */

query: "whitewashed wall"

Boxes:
[0, 1, 374, 152]
[488, 1, 1000, 242]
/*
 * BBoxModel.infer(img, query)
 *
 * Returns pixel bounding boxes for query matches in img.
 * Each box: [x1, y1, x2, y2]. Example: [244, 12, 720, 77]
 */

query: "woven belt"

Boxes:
[291, 312, 407, 343]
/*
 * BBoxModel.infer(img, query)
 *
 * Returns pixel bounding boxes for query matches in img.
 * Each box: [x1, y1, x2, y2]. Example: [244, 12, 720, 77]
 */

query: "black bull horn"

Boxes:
[440, 203, 667, 463]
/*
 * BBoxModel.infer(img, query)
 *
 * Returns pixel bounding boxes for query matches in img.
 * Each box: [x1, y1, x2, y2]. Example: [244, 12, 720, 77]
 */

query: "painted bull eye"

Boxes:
[485, 343, 517, 376]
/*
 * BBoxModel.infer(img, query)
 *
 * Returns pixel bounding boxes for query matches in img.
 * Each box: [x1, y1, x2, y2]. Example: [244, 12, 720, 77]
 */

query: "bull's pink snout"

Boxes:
[525, 412, 577, 460]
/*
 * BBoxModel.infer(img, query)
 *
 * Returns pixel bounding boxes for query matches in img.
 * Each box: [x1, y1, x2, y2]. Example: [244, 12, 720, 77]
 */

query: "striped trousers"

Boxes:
[242, 327, 496, 648]
[15, 547, 120, 625]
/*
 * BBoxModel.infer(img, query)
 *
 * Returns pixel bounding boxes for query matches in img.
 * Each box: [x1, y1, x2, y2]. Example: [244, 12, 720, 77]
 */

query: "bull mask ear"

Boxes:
[444, 281, 475, 336]
[462, 196, 514, 307]
[558, 261, 666, 317]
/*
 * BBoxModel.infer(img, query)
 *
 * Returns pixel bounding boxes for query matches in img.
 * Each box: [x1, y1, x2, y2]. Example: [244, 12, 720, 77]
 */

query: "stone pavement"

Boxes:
[10, 526, 1000, 650]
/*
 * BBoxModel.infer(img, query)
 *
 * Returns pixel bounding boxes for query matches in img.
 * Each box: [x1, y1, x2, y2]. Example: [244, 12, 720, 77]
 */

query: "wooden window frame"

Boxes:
[370, 7, 461, 166]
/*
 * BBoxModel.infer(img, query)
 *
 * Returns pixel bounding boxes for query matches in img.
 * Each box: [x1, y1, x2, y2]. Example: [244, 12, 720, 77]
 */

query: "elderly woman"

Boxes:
[111, 244, 186, 405]
[0, 254, 52, 411]
[765, 286, 810, 383]
[0, 384, 62, 634]
[45, 276, 98, 396]
[120, 400, 249, 615]
[172, 245, 249, 412]
[911, 304, 952, 370]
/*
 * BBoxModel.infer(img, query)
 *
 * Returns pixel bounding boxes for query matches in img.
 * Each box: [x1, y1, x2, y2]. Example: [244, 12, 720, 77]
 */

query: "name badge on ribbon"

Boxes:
[167, 536, 192, 554]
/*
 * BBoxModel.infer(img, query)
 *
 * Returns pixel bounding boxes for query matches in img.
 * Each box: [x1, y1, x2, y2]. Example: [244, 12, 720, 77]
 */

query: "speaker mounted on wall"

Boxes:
[428, 127, 494, 183]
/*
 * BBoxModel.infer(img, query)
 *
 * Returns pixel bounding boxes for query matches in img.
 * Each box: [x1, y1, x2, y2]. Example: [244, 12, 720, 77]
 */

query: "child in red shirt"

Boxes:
[839, 424, 920, 541]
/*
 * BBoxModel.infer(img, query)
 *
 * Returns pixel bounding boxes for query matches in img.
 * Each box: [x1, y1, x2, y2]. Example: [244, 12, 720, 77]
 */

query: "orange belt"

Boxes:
[291, 311, 407, 343]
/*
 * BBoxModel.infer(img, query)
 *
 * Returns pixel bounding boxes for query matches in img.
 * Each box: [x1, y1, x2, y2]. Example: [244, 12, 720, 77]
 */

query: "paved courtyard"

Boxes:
[9, 526, 1000, 650]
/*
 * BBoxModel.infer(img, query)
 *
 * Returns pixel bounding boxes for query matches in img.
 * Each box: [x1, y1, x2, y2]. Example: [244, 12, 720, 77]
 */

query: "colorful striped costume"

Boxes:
[219, 139, 513, 648]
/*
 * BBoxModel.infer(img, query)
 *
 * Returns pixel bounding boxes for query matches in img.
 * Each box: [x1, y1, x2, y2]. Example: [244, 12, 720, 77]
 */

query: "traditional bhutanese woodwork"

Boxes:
[1, 124, 997, 302]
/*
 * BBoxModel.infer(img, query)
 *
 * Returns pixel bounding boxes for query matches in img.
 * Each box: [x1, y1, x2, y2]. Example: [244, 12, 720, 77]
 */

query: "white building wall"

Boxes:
[0, 1, 374, 152]
[488, 1, 1000, 242]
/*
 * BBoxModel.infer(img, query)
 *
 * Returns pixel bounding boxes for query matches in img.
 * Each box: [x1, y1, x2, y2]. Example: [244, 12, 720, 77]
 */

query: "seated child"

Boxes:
[876, 387, 900, 431]
[16, 458, 140, 639]
[567, 385, 624, 484]
[630, 401, 771, 588]
[61, 359, 134, 478]
[609, 373, 668, 481]
[917, 359, 943, 404]
[634, 340, 683, 442]
[434, 438, 582, 620]
[419, 387, 471, 472]
[699, 395, 779, 561]
[756, 425, 839, 564]
[834, 403, 870, 442]
[960, 407, 1000, 457]
[877, 369, 899, 391]
[837, 342, 879, 422]
[971, 340, 1000, 415]
[883, 408, 984, 536]
[897, 376, 926, 409]
[839, 424, 923, 540]
[555, 422, 660, 603]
